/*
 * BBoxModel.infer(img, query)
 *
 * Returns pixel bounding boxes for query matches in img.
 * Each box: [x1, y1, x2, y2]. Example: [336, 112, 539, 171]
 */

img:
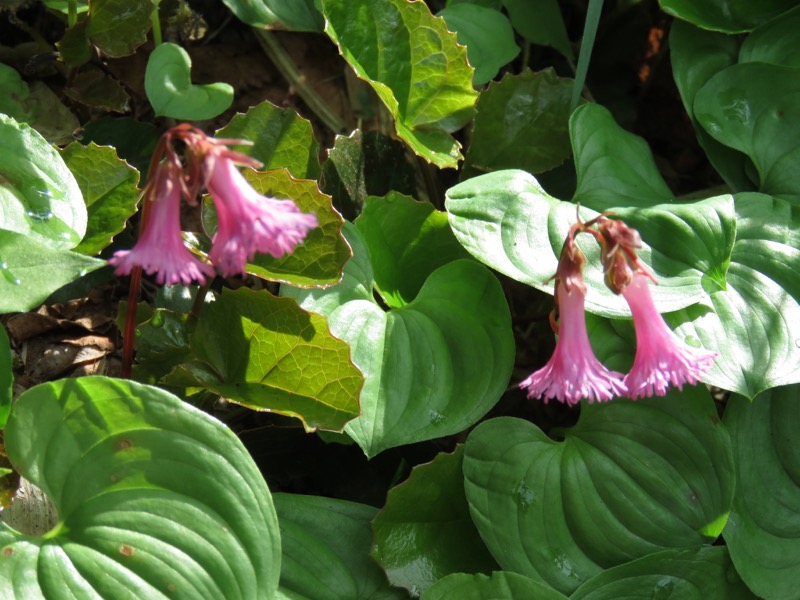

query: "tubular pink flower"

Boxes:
[206, 157, 318, 276]
[622, 273, 717, 399]
[520, 281, 628, 405]
[109, 164, 214, 286]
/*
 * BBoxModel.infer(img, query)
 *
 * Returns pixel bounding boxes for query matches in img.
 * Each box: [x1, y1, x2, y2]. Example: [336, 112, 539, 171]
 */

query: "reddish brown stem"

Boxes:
[120, 265, 142, 379]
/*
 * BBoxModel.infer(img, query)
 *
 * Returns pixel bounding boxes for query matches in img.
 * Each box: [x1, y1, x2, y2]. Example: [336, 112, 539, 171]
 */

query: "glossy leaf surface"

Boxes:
[0, 376, 281, 599]
[658, 0, 796, 33]
[422, 571, 568, 600]
[221, 0, 323, 32]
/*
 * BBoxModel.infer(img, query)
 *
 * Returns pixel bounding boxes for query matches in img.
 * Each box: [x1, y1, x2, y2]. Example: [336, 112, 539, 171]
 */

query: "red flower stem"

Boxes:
[120, 265, 142, 379]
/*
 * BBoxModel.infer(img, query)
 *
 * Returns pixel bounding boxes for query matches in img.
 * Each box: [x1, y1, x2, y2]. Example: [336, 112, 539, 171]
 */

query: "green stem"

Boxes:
[67, 0, 77, 28]
[570, 0, 604, 112]
[151, 0, 163, 46]
[253, 29, 346, 133]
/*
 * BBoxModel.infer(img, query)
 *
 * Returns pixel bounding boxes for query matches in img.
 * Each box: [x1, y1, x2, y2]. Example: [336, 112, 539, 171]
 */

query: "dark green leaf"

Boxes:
[0, 114, 86, 250]
[437, 4, 519, 85]
[324, 0, 478, 169]
[658, 0, 796, 33]
[0, 376, 280, 598]
[284, 223, 514, 457]
[221, 0, 323, 32]
[86, 0, 154, 57]
[184, 288, 362, 432]
[463, 388, 735, 594]
[740, 5, 800, 67]
[372, 447, 498, 596]
[133, 308, 193, 382]
[0, 64, 32, 121]
[464, 68, 574, 176]
[144, 42, 234, 120]
[723, 387, 800, 599]
[64, 69, 131, 113]
[274, 494, 408, 599]
[79, 117, 160, 177]
[216, 101, 321, 180]
[57, 18, 92, 68]
[60, 142, 140, 256]
[571, 546, 755, 599]
[422, 571, 569, 600]
[354, 192, 472, 307]
[502, 0, 573, 59]
[0, 325, 10, 430]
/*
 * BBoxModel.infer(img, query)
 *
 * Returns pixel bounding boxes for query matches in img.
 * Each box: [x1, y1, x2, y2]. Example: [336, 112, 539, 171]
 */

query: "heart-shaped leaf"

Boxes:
[60, 142, 140, 256]
[179, 287, 363, 432]
[0, 376, 280, 598]
[445, 168, 734, 318]
[658, 0, 796, 33]
[570, 546, 755, 599]
[144, 42, 234, 121]
[463, 388, 734, 594]
[422, 571, 569, 600]
[273, 494, 407, 599]
[216, 101, 321, 180]
[283, 223, 514, 457]
[0, 114, 86, 250]
[324, 0, 478, 169]
[722, 387, 800, 599]
[371, 447, 498, 596]
[221, 0, 323, 32]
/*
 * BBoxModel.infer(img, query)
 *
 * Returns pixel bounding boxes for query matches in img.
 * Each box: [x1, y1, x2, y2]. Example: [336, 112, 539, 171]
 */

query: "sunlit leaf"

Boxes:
[221, 0, 323, 32]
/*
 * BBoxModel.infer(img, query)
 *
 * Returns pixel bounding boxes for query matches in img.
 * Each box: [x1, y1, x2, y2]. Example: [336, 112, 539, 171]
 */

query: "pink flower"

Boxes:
[109, 164, 214, 286]
[621, 273, 717, 399]
[520, 281, 628, 405]
[206, 157, 318, 276]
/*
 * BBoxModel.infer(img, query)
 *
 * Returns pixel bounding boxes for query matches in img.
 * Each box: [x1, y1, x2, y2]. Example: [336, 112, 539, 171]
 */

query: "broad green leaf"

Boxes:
[284, 223, 514, 457]
[354, 193, 472, 307]
[133, 308, 193, 382]
[182, 288, 362, 432]
[570, 546, 755, 599]
[221, 0, 323, 32]
[658, 0, 796, 33]
[0, 114, 86, 250]
[669, 20, 754, 192]
[202, 169, 350, 287]
[57, 18, 93, 68]
[0, 376, 280, 599]
[723, 387, 800, 599]
[445, 169, 734, 318]
[437, 4, 519, 85]
[694, 62, 800, 199]
[0, 230, 105, 313]
[372, 447, 498, 596]
[463, 388, 734, 594]
[80, 117, 160, 176]
[86, 0, 154, 57]
[673, 193, 800, 397]
[60, 142, 140, 256]
[274, 494, 407, 599]
[144, 42, 234, 120]
[0, 64, 32, 121]
[740, 5, 800, 67]
[570, 104, 674, 211]
[502, 0, 573, 59]
[324, 0, 478, 169]
[43, 0, 89, 14]
[447, 0, 502, 8]
[422, 571, 568, 600]
[464, 68, 574, 177]
[0, 324, 10, 430]
[64, 70, 131, 113]
[216, 101, 321, 180]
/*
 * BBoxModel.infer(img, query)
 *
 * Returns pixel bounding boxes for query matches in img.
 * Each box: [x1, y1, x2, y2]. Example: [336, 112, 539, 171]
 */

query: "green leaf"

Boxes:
[372, 447, 498, 596]
[216, 101, 321, 180]
[658, 0, 796, 33]
[64, 69, 131, 113]
[437, 4, 519, 86]
[694, 62, 800, 199]
[422, 571, 568, 600]
[57, 18, 93, 68]
[740, 5, 800, 67]
[324, 0, 478, 169]
[0, 324, 10, 430]
[354, 193, 472, 307]
[502, 0, 573, 59]
[80, 117, 160, 177]
[0, 114, 86, 250]
[0, 64, 32, 122]
[60, 142, 140, 256]
[445, 168, 734, 318]
[570, 104, 675, 211]
[221, 0, 323, 32]
[181, 288, 362, 432]
[133, 308, 193, 382]
[464, 68, 574, 176]
[570, 546, 755, 599]
[463, 389, 735, 595]
[86, 0, 154, 57]
[284, 223, 514, 457]
[274, 494, 407, 599]
[0, 376, 280, 598]
[144, 42, 234, 120]
[669, 20, 755, 191]
[202, 169, 350, 287]
[722, 387, 800, 599]
[0, 230, 105, 314]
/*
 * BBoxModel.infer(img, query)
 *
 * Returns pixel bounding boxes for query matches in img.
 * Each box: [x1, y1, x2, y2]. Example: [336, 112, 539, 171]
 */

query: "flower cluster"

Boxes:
[520, 214, 717, 404]
[110, 124, 318, 285]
